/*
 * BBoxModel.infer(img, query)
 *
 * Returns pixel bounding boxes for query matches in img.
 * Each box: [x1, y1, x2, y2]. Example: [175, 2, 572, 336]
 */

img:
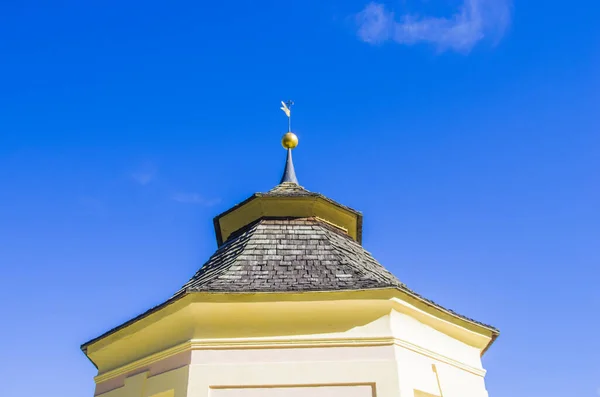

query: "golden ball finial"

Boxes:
[281, 132, 299, 149]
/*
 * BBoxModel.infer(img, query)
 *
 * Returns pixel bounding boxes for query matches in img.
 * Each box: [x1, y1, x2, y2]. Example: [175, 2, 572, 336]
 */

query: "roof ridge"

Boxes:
[320, 226, 405, 288]
[177, 222, 258, 294]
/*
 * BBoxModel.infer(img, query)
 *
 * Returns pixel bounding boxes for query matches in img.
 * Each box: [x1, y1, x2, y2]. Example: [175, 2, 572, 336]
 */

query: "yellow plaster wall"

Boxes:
[146, 365, 188, 397]
[89, 302, 195, 373]
[87, 290, 494, 376]
[188, 299, 392, 340]
[88, 291, 494, 397]
[96, 366, 188, 397]
[414, 391, 440, 397]
[216, 196, 359, 243]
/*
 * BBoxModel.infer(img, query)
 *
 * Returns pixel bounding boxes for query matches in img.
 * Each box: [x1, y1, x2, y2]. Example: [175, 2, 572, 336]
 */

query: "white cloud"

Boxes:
[356, 0, 511, 53]
[172, 192, 220, 206]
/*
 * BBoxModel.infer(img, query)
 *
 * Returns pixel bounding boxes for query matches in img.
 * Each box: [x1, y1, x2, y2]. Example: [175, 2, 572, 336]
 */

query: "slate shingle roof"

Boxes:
[177, 215, 498, 333]
[178, 218, 403, 293]
[81, 156, 499, 360]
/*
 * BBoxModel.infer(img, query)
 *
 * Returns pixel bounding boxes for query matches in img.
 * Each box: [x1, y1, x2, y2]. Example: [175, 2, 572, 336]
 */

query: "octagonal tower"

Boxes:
[82, 130, 499, 397]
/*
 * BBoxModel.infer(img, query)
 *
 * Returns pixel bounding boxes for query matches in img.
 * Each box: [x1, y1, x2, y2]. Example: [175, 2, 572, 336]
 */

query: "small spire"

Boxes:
[280, 147, 298, 184]
[280, 132, 299, 184]
[278, 101, 299, 185]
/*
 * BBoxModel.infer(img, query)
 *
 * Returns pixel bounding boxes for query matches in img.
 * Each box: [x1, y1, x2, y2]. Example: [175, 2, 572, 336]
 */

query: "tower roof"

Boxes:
[81, 115, 499, 364]
[178, 218, 401, 294]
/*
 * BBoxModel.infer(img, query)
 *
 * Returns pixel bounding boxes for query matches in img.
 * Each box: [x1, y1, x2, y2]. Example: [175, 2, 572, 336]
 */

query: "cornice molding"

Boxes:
[94, 335, 485, 385]
[393, 338, 486, 377]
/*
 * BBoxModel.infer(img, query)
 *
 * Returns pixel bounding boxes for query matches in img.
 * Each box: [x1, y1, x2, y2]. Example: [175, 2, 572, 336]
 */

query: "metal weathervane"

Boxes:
[280, 100, 294, 132]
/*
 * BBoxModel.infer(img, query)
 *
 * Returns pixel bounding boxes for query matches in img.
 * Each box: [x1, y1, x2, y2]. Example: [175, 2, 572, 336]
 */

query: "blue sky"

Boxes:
[0, 0, 599, 396]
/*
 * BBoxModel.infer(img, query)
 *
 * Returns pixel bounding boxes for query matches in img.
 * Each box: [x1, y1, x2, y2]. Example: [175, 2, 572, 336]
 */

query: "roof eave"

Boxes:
[81, 286, 498, 364]
[395, 286, 499, 355]
[481, 330, 500, 356]
[213, 193, 260, 246]
[213, 193, 363, 247]
[80, 293, 187, 364]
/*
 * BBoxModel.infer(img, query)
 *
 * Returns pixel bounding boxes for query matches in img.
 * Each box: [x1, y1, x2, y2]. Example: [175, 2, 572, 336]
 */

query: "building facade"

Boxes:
[82, 133, 499, 397]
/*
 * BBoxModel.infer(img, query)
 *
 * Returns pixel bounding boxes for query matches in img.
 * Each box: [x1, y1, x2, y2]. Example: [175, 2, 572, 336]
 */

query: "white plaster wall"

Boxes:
[187, 345, 400, 397]
[434, 362, 489, 397]
[184, 337, 488, 397]
[210, 385, 374, 397]
[93, 308, 491, 397]
[191, 345, 396, 365]
[188, 361, 398, 397]
[95, 341, 488, 397]
[390, 310, 484, 369]
[395, 345, 489, 397]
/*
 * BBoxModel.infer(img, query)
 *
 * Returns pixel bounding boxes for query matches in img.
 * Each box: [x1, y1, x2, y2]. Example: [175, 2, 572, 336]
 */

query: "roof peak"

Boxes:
[268, 181, 309, 195]
[279, 130, 299, 185]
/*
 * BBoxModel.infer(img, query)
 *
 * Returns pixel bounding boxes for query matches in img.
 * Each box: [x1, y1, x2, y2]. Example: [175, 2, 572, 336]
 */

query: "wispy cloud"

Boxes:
[130, 164, 157, 186]
[356, 0, 511, 53]
[172, 192, 220, 206]
[131, 172, 155, 185]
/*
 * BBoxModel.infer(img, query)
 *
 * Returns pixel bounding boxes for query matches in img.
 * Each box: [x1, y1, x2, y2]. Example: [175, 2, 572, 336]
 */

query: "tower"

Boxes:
[82, 126, 499, 397]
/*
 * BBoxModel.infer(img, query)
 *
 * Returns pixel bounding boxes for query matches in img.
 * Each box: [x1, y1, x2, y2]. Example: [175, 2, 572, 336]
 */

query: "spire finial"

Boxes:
[279, 100, 299, 184]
